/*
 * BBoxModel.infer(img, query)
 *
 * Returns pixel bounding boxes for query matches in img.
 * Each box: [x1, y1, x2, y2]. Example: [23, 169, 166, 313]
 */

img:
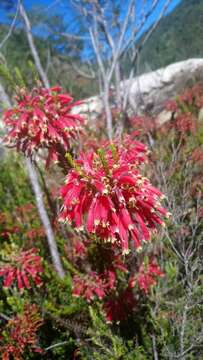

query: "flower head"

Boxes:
[60, 137, 167, 254]
[0, 304, 43, 360]
[103, 288, 135, 323]
[72, 270, 116, 302]
[0, 247, 43, 290]
[191, 146, 203, 165]
[3, 86, 84, 167]
[130, 115, 157, 134]
[137, 261, 164, 293]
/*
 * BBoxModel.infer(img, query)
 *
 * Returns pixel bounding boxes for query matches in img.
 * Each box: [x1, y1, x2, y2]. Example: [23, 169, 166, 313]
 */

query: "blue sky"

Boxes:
[0, 0, 182, 24]
[0, 0, 182, 58]
[24, 0, 182, 12]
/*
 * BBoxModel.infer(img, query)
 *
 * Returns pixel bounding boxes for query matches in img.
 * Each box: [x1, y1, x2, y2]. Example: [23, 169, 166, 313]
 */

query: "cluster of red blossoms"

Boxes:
[191, 146, 203, 165]
[164, 84, 203, 136]
[0, 304, 43, 360]
[0, 248, 43, 290]
[3, 86, 84, 166]
[103, 261, 164, 323]
[136, 261, 164, 293]
[73, 270, 116, 302]
[130, 115, 157, 135]
[60, 136, 168, 254]
[72, 253, 163, 321]
[171, 113, 197, 135]
[166, 83, 203, 113]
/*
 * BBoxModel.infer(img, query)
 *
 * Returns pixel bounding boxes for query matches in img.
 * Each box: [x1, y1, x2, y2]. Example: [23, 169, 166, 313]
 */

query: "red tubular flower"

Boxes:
[0, 226, 20, 240]
[0, 304, 43, 360]
[26, 227, 45, 240]
[3, 86, 84, 167]
[72, 270, 116, 303]
[191, 146, 203, 165]
[60, 138, 168, 254]
[165, 99, 178, 112]
[0, 248, 43, 290]
[72, 239, 87, 258]
[103, 288, 135, 323]
[130, 115, 157, 134]
[137, 261, 164, 293]
[174, 113, 197, 134]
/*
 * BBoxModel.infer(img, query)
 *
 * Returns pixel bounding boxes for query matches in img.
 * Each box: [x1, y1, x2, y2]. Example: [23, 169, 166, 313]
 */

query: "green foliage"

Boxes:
[138, 0, 203, 72]
[0, 153, 33, 211]
[80, 307, 147, 360]
[0, 23, 97, 98]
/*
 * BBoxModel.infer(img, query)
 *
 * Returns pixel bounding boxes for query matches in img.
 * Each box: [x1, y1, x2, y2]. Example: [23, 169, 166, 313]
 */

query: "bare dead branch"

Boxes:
[25, 158, 65, 278]
[45, 341, 68, 351]
[61, 32, 89, 41]
[70, 61, 95, 79]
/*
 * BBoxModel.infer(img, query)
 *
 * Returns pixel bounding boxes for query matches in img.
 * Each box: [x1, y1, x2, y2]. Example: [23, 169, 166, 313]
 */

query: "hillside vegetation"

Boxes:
[139, 0, 203, 72]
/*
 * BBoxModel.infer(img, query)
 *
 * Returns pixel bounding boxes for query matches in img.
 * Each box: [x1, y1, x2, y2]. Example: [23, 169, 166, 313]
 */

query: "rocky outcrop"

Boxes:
[72, 58, 203, 122]
[126, 58, 203, 115]
[1, 59, 203, 129]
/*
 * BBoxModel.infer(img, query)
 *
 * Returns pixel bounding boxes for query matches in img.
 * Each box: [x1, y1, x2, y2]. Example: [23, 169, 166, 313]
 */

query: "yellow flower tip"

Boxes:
[111, 237, 117, 244]
[136, 246, 142, 253]
[160, 194, 167, 200]
[122, 248, 130, 255]
[94, 219, 100, 226]
[75, 226, 84, 232]
[101, 221, 108, 228]
[128, 224, 134, 231]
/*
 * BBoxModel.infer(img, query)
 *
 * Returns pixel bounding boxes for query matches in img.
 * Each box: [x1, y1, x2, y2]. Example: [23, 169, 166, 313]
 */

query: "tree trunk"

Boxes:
[26, 158, 65, 278]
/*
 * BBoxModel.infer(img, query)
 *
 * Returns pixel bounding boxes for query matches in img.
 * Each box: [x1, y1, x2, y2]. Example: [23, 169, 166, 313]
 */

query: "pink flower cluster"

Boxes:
[103, 288, 135, 323]
[172, 113, 197, 135]
[3, 86, 84, 166]
[0, 248, 43, 290]
[72, 253, 164, 321]
[164, 84, 203, 136]
[130, 115, 157, 134]
[104, 261, 164, 322]
[191, 146, 203, 165]
[60, 137, 168, 254]
[0, 304, 43, 360]
[73, 270, 116, 302]
[137, 261, 164, 293]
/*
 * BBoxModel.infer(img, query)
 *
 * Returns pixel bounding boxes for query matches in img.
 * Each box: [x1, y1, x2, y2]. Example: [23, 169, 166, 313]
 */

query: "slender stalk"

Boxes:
[26, 158, 65, 278]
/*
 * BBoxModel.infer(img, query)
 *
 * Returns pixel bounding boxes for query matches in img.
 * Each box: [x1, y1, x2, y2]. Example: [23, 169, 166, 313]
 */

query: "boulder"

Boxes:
[125, 58, 203, 114]
[72, 58, 203, 122]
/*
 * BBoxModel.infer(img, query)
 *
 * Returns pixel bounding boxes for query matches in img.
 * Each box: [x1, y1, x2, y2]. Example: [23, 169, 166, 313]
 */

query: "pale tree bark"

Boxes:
[25, 158, 65, 278]
[0, 83, 11, 106]
[0, 82, 65, 278]
[19, 0, 50, 88]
